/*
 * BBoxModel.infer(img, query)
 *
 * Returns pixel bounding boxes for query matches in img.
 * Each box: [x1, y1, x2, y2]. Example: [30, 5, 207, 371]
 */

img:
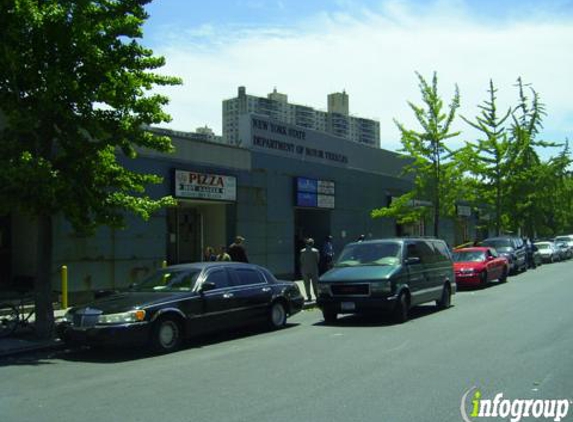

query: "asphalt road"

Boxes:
[1, 261, 572, 422]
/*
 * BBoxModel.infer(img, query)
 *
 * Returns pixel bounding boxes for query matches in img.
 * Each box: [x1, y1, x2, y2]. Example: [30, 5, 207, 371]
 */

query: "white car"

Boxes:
[534, 242, 559, 263]
[554, 235, 573, 249]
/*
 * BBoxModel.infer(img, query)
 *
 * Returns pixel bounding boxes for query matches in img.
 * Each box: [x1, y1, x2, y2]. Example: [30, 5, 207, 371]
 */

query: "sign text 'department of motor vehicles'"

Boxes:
[174, 169, 237, 202]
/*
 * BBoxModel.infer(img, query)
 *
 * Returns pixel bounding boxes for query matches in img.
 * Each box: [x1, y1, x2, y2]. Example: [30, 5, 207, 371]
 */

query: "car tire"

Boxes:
[268, 301, 287, 329]
[436, 284, 451, 310]
[393, 292, 409, 323]
[479, 272, 488, 289]
[150, 316, 182, 354]
[322, 308, 338, 324]
[499, 268, 508, 283]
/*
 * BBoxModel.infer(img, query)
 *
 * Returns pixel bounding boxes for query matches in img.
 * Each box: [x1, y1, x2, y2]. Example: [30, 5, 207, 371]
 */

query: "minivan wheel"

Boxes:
[151, 316, 182, 354]
[393, 293, 409, 323]
[322, 308, 338, 324]
[436, 284, 451, 310]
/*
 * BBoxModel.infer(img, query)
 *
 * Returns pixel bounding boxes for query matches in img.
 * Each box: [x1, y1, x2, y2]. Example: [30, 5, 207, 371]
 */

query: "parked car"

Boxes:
[57, 262, 304, 353]
[555, 241, 572, 260]
[317, 238, 455, 324]
[534, 241, 559, 263]
[452, 247, 509, 288]
[480, 236, 527, 274]
[554, 235, 573, 249]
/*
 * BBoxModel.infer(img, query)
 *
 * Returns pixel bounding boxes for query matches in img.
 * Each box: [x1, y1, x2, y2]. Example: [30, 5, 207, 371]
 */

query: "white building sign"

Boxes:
[175, 170, 237, 202]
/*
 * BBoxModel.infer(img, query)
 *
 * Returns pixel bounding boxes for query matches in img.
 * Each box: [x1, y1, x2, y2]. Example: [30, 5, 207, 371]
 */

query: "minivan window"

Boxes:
[416, 241, 436, 264]
[336, 242, 401, 267]
[433, 241, 452, 262]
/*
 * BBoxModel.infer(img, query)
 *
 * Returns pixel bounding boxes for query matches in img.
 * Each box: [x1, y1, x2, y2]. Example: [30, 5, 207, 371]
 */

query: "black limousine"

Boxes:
[58, 262, 304, 353]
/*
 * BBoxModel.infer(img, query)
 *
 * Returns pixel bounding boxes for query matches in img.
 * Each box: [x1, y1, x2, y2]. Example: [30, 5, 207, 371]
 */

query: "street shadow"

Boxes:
[56, 322, 301, 364]
[456, 282, 501, 292]
[312, 304, 451, 327]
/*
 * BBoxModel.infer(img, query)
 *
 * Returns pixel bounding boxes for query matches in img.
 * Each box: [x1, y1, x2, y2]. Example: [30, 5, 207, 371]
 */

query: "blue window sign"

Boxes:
[297, 177, 317, 193]
[297, 192, 317, 207]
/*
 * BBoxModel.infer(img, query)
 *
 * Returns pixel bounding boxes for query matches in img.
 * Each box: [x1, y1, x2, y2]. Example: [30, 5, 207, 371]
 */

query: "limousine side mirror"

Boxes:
[200, 281, 217, 293]
[405, 257, 421, 265]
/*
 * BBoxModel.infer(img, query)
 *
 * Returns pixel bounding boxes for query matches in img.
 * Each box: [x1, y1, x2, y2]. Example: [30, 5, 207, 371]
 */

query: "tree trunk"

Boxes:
[35, 213, 55, 339]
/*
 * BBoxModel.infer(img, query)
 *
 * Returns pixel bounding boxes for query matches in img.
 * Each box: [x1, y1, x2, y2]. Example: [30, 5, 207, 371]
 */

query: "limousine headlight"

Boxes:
[97, 310, 146, 324]
[370, 281, 392, 293]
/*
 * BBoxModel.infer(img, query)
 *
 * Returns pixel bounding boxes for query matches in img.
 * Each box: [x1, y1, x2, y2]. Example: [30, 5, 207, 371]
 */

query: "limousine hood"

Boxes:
[320, 265, 399, 282]
[71, 291, 191, 314]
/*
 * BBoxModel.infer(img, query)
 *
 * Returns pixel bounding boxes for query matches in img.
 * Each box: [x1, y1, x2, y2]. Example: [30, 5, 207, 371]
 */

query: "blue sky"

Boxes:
[141, 0, 573, 156]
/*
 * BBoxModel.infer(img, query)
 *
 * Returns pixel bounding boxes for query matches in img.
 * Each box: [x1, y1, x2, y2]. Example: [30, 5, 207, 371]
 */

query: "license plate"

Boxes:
[341, 302, 355, 311]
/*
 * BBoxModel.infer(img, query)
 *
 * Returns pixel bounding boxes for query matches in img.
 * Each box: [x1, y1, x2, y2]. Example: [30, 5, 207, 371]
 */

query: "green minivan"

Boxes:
[316, 237, 456, 323]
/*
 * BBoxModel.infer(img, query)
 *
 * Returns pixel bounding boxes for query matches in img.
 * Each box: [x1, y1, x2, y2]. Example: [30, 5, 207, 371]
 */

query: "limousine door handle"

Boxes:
[261, 287, 272, 292]
[223, 292, 234, 299]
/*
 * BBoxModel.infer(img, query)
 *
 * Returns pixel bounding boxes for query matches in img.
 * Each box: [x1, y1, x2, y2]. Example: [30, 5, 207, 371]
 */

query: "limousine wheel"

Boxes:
[268, 301, 287, 329]
[436, 284, 451, 310]
[393, 293, 409, 323]
[151, 316, 182, 353]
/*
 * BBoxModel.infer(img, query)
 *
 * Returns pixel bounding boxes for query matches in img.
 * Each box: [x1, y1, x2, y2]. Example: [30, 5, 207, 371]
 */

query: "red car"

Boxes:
[452, 247, 509, 287]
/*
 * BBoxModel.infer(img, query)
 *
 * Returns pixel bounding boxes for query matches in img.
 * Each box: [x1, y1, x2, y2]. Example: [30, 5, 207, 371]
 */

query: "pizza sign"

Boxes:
[174, 170, 237, 201]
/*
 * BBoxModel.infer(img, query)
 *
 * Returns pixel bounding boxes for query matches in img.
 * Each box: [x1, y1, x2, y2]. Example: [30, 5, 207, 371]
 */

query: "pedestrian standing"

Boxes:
[203, 246, 216, 261]
[320, 235, 335, 274]
[300, 238, 320, 302]
[228, 236, 249, 263]
[216, 245, 231, 261]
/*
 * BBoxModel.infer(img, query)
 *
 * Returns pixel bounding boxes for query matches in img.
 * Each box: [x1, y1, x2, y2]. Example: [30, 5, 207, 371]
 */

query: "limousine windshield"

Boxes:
[132, 268, 202, 292]
[335, 241, 401, 267]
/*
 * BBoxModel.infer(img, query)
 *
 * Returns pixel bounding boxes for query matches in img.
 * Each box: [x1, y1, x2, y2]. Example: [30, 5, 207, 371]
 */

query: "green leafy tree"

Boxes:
[459, 80, 511, 235]
[532, 141, 572, 236]
[0, 0, 181, 338]
[372, 72, 461, 237]
[505, 78, 558, 236]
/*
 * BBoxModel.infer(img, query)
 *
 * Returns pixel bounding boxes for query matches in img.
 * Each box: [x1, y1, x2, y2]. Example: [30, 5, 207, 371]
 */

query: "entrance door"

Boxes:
[294, 208, 331, 277]
[167, 207, 202, 264]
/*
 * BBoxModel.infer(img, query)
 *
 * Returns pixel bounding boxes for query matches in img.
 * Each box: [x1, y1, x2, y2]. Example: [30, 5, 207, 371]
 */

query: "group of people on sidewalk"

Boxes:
[204, 236, 249, 263]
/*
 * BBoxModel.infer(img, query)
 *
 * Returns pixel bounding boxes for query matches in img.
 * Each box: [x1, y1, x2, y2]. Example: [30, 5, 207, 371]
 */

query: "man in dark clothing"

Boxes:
[228, 236, 249, 263]
[320, 235, 335, 274]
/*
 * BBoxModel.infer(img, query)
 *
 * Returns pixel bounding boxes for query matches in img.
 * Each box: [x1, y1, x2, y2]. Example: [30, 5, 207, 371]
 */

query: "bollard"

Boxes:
[61, 265, 68, 309]
[162, 260, 167, 268]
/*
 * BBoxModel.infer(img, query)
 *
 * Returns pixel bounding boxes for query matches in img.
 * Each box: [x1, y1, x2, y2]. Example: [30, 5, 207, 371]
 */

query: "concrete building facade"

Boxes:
[1, 114, 484, 300]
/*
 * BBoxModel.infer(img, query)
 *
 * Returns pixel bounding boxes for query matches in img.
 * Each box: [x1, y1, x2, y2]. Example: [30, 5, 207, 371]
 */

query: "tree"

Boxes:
[372, 72, 461, 237]
[505, 78, 558, 236]
[459, 80, 512, 235]
[0, 0, 181, 338]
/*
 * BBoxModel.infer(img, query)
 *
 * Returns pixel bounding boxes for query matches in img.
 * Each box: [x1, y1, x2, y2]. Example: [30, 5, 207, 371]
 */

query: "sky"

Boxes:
[141, 0, 573, 157]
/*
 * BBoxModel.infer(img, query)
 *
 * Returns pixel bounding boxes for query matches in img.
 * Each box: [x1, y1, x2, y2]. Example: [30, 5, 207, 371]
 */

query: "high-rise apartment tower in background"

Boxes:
[223, 87, 380, 147]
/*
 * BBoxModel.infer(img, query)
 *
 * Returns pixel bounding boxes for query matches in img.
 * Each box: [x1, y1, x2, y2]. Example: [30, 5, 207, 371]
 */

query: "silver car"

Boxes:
[534, 241, 559, 263]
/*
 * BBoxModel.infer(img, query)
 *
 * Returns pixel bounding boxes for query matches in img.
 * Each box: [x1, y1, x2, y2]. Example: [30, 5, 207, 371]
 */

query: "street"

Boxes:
[1, 261, 572, 422]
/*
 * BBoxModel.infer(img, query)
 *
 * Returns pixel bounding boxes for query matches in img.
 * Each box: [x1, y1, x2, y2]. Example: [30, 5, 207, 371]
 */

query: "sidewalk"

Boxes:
[0, 309, 68, 358]
[1, 282, 316, 358]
